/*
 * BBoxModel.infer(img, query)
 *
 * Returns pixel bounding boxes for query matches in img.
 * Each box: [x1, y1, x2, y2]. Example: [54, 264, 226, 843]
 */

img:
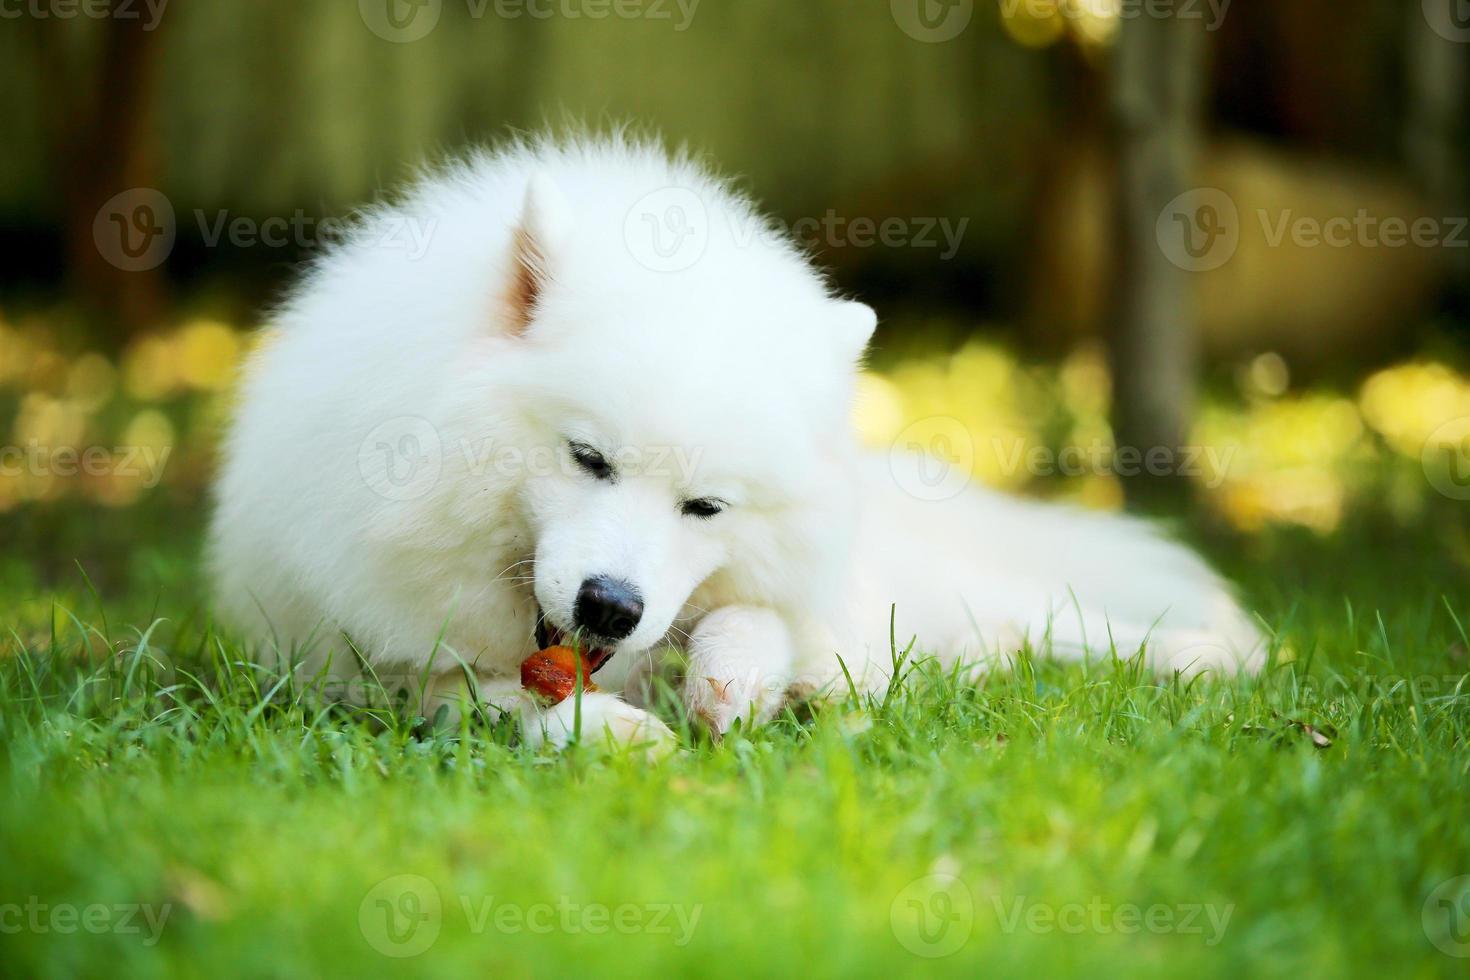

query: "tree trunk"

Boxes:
[1406, 1, 1470, 315]
[1106, 13, 1210, 509]
[33, 6, 170, 346]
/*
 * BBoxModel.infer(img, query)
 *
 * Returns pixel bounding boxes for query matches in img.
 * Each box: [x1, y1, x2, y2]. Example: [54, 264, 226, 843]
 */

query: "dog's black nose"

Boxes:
[574, 576, 643, 641]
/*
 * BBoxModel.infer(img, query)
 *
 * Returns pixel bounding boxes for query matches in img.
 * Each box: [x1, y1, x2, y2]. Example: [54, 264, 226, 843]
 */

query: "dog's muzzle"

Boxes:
[535, 608, 615, 674]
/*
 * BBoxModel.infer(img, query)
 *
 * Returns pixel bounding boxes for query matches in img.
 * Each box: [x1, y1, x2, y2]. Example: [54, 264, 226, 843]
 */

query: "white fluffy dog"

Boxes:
[209, 135, 1262, 751]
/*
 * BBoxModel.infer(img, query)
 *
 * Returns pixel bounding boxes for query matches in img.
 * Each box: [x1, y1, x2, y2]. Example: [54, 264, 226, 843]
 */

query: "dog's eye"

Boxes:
[568, 442, 614, 481]
[680, 498, 725, 519]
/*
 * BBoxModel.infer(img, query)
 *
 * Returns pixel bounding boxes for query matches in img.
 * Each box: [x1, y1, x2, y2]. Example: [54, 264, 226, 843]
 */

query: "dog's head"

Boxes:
[461, 172, 875, 656]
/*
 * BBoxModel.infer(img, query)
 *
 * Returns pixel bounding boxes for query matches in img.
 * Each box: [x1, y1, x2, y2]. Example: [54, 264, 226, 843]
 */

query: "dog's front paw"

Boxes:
[682, 607, 794, 738]
[524, 692, 676, 759]
[681, 663, 776, 738]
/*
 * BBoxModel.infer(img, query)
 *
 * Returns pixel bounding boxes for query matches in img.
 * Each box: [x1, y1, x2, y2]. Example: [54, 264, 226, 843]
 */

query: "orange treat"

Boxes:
[520, 646, 599, 703]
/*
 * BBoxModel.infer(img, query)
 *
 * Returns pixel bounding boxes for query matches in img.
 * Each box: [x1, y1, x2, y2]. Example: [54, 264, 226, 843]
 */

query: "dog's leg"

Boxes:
[422, 670, 675, 758]
[525, 691, 676, 757]
[420, 670, 527, 724]
[682, 606, 795, 737]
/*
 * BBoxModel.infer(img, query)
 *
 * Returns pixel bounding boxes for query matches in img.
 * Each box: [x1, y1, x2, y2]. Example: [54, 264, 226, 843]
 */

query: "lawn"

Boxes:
[3, 326, 1470, 977]
[1, 499, 1468, 979]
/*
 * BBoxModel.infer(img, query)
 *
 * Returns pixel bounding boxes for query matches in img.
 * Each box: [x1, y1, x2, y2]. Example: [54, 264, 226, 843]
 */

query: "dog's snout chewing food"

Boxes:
[209, 133, 1264, 754]
[575, 576, 644, 642]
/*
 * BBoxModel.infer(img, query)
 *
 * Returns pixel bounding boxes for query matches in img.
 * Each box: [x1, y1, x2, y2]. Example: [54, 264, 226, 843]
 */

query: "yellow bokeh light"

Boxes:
[1062, 0, 1121, 47]
[999, 0, 1067, 48]
[26, 347, 66, 393]
[1219, 470, 1345, 536]
[1360, 362, 1470, 458]
[123, 408, 176, 457]
[123, 334, 182, 402]
[13, 393, 87, 449]
[66, 352, 119, 413]
[1247, 352, 1290, 398]
[177, 319, 242, 391]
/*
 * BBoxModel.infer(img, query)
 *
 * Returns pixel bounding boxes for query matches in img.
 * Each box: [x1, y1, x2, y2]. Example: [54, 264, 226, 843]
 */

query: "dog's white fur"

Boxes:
[210, 135, 1262, 751]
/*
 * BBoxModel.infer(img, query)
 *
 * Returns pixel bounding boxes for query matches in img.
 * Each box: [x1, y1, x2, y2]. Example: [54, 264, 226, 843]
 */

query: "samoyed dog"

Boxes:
[210, 135, 1262, 752]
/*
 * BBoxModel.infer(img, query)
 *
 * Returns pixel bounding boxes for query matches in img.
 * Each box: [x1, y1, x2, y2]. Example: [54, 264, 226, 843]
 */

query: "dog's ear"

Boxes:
[831, 301, 877, 362]
[501, 173, 573, 336]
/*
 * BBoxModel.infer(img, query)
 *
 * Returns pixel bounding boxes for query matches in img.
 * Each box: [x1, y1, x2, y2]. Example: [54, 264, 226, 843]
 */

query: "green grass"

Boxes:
[1, 506, 1469, 979]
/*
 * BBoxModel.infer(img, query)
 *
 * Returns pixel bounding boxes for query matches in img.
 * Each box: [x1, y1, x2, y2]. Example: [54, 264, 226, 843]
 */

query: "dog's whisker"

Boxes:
[487, 556, 537, 587]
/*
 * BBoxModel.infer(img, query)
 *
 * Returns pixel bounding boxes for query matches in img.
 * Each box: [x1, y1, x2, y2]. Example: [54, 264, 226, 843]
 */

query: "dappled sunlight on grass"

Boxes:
[3, 306, 1469, 539]
[0, 311, 242, 511]
[856, 338, 1470, 535]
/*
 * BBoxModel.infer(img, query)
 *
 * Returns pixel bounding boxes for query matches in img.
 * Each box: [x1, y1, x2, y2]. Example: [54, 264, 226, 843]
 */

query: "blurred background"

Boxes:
[1, 0, 1468, 603]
